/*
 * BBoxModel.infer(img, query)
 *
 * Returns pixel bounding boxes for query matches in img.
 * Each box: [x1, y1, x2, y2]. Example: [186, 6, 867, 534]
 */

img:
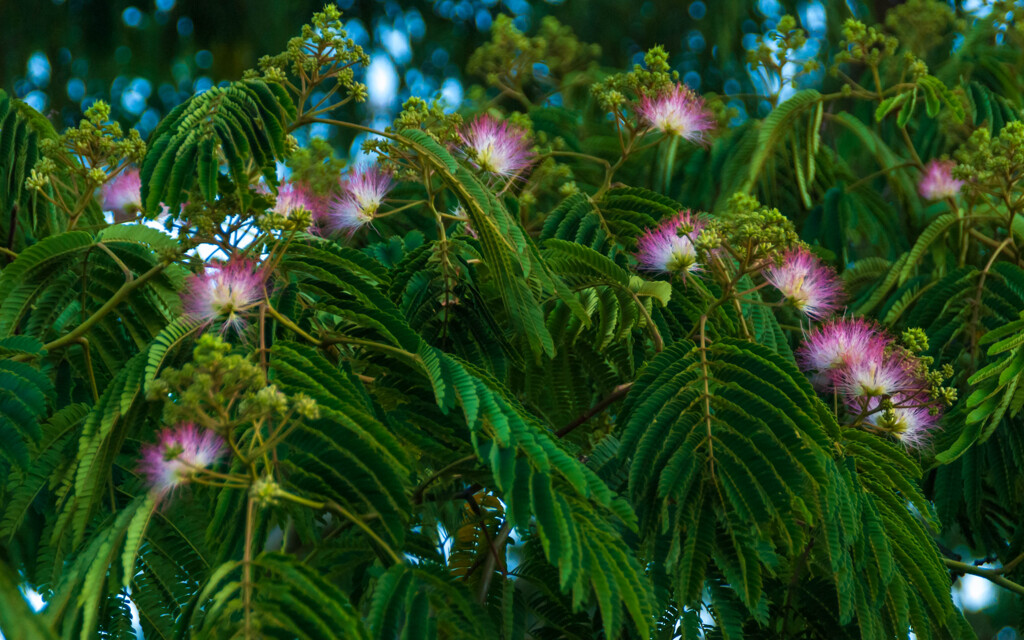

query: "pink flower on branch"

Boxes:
[140, 423, 224, 496]
[636, 84, 715, 144]
[273, 181, 327, 221]
[763, 248, 843, 320]
[327, 167, 393, 235]
[182, 260, 265, 331]
[918, 159, 964, 201]
[634, 210, 706, 277]
[101, 168, 143, 222]
[796, 317, 890, 390]
[460, 115, 535, 177]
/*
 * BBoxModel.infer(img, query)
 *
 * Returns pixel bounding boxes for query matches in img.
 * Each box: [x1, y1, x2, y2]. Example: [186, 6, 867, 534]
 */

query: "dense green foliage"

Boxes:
[1, 2, 1024, 638]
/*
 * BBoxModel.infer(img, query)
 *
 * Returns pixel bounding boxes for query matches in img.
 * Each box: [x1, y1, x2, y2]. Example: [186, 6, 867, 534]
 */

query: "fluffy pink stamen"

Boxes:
[181, 260, 265, 331]
[139, 423, 224, 496]
[763, 248, 843, 320]
[919, 159, 964, 201]
[326, 167, 393, 235]
[460, 115, 535, 177]
[636, 83, 715, 145]
[635, 210, 706, 276]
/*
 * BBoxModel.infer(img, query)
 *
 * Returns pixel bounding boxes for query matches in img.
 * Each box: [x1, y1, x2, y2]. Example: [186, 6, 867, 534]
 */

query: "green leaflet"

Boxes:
[140, 79, 294, 214]
[367, 565, 496, 639]
[618, 338, 968, 636]
[269, 341, 412, 547]
[400, 128, 591, 358]
[0, 356, 54, 467]
[0, 231, 93, 336]
[0, 89, 60, 252]
[186, 554, 369, 639]
[741, 89, 822, 194]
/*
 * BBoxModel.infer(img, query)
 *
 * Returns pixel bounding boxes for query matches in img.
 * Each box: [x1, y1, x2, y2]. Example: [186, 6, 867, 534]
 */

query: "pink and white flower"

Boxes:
[273, 181, 326, 221]
[836, 346, 916, 399]
[859, 394, 939, 450]
[635, 210, 706, 276]
[326, 167, 393, 235]
[636, 84, 715, 144]
[763, 248, 843, 320]
[919, 159, 964, 201]
[182, 260, 265, 331]
[101, 168, 142, 221]
[460, 115, 534, 177]
[140, 423, 224, 495]
[797, 317, 889, 389]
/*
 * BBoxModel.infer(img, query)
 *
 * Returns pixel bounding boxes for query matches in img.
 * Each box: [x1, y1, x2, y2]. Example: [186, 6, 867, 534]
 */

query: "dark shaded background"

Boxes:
[0, 0, 857, 136]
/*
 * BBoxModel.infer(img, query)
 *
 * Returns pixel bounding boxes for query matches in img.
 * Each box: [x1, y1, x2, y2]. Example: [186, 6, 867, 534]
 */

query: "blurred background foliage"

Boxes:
[2, 0, 1022, 637]
[1, 0, 846, 148]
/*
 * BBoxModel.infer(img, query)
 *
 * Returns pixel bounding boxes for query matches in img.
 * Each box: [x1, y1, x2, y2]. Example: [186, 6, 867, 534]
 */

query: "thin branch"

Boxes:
[412, 454, 477, 504]
[44, 260, 170, 351]
[555, 382, 634, 438]
[275, 489, 403, 566]
[477, 521, 512, 605]
[944, 558, 1024, 598]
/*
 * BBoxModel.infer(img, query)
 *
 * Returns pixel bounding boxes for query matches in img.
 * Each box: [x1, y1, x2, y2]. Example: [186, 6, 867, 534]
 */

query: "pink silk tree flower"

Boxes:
[763, 248, 843, 321]
[273, 181, 327, 221]
[836, 346, 917, 399]
[635, 210, 706, 277]
[101, 168, 143, 222]
[859, 394, 940, 450]
[182, 260, 265, 331]
[460, 115, 535, 177]
[327, 167, 393, 235]
[140, 423, 224, 496]
[918, 159, 964, 200]
[636, 83, 715, 144]
[797, 317, 891, 391]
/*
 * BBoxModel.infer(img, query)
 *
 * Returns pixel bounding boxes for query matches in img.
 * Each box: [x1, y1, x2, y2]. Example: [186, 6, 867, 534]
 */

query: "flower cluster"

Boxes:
[634, 210, 706, 277]
[763, 248, 844, 320]
[460, 115, 535, 177]
[140, 423, 224, 496]
[797, 319, 950, 448]
[918, 159, 964, 200]
[636, 83, 715, 144]
[182, 260, 265, 331]
[326, 167, 393, 235]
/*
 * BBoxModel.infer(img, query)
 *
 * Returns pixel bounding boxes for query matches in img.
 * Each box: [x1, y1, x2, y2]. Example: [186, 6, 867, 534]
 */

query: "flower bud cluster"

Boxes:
[467, 15, 599, 105]
[256, 3, 368, 103]
[954, 121, 1024, 195]
[835, 19, 899, 68]
[141, 335, 320, 499]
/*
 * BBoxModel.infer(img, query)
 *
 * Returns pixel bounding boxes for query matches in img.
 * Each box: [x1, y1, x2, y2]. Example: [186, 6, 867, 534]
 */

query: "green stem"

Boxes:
[242, 497, 255, 637]
[844, 162, 917, 193]
[44, 260, 170, 351]
[74, 338, 99, 402]
[412, 454, 478, 503]
[626, 287, 664, 352]
[660, 136, 680, 194]
[276, 489, 403, 565]
[264, 297, 420, 363]
[320, 335, 420, 363]
[263, 297, 322, 346]
[944, 559, 1024, 597]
